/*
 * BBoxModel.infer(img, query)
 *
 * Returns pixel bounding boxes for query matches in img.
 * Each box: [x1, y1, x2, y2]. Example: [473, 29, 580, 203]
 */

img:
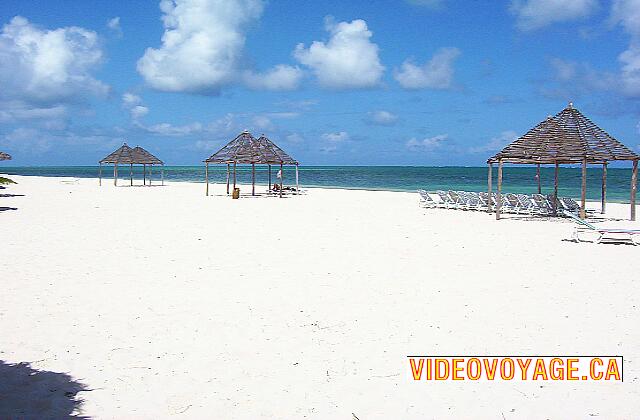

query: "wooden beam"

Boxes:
[632, 159, 638, 221]
[161, 165, 164, 186]
[143, 164, 146, 185]
[553, 161, 559, 216]
[252, 163, 255, 196]
[280, 163, 283, 198]
[487, 163, 492, 213]
[114, 163, 118, 186]
[536, 163, 541, 194]
[226, 163, 230, 194]
[130, 164, 133, 186]
[205, 162, 209, 196]
[601, 162, 607, 214]
[580, 158, 587, 219]
[268, 165, 271, 192]
[99, 163, 102, 186]
[295, 164, 299, 195]
[496, 160, 503, 220]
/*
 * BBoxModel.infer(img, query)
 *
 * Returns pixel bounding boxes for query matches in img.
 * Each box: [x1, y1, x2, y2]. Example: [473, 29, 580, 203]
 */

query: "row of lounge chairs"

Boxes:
[418, 190, 582, 216]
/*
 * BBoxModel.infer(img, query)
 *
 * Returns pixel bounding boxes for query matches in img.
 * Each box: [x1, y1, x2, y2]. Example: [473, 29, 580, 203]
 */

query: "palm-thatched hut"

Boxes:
[99, 143, 164, 186]
[0, 152, 11, 161]
[203, 130, 299, 198]
[487, 103, 639, 220]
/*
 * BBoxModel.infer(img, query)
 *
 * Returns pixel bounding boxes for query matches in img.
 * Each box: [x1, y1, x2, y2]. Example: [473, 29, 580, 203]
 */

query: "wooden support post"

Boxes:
[536, 163, 541, 194]
[601, 162, 607, 214]
[114, 163, 118, 186]
[130, 164, 133, 186]
[553, 161, 559, 216]
[496, 160, 503, 220]
[487, 163, 493, 213]
[632, 159, 638, 221]
[99, 163, 102, 186]
[268, 165, 272, 192]
[149, 165, 152, 186]
[252, 163, 255, 196]
[233, 161, 236, 189]
[580, 158, 587, 219]
[226, 163, 230, 194]
[295, 164, 299, 194]
[143, 164, 146, 185]
[280, 163, 283, 198]
[161, 165, 164, 186]
[205, 162, 209, 196]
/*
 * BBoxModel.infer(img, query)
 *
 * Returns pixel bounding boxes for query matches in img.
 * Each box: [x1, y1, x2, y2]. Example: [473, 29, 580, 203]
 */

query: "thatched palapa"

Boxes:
[487, 103, 639, 220]
[203, 130, 299, 198]
[99, 143, 165, 187]
[0, 152, 12, 161]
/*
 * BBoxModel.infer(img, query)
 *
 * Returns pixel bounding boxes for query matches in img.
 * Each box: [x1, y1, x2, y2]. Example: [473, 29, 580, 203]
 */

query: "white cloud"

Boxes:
[394, 47, 460, 90]
[406, 134, 448, 151]
[193, 139, 220, 151]
[542, 2, 640, 99]
[243, 65, 303, 91]
[0, 126, 124, 157]
[469, 130, 518, 154]
[294, 18, 384, 89]
[286, 133, 304, 143]
[137, 0, 265, 93]
[0, 16, 108, 105]
[138, 121, 203, 136]
[107, 17, 122, 36]
[0, 101, 67, 123]
[321, 131, 350, 142]
[130, 106, 149, 119]
[122, 93, 149, 120]
[611, 0, 640, 36]
[122, 93, 141, 107]
[252, 115, 273, 131]
[509, 0, 598, 31]
[265, 112, 299, 119]
[611, 1, 640, 96]
[549, 58, 577, 81]
[138, 0, 300, 93]
[1, 127, 52, 154]
[365, 110, 398, 126]
[618, 46, 640, 96]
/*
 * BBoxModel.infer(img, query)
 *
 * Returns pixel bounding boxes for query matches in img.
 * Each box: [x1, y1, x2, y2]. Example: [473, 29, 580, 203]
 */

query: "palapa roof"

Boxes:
[0, 151, 11, 161]
[99, 143, 163, 164]
[488, 103, 640, 164]
[204, 130, 298, 164]
[132, 146, 163, 164]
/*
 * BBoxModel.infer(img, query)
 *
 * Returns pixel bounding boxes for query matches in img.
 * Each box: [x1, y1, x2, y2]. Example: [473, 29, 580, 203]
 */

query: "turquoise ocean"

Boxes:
[1, 165, 637, 202]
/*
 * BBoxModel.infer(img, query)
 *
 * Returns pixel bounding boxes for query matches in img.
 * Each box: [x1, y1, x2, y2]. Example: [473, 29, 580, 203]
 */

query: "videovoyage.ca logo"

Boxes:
[407, 355, 623, 382]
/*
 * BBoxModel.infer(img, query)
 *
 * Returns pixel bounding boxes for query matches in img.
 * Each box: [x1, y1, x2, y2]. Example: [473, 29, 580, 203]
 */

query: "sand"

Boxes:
[0, 174, 639, 419]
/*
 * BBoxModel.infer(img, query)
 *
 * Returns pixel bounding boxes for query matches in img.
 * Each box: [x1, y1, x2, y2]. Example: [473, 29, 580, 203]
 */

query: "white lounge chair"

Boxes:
[531, 194, 553, 215]
[564, 210, 640, 246]
[418, 189, 437, 208]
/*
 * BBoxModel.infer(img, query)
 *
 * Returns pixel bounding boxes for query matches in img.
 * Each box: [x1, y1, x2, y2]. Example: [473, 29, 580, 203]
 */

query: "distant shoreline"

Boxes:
[2, 170, 636, 204]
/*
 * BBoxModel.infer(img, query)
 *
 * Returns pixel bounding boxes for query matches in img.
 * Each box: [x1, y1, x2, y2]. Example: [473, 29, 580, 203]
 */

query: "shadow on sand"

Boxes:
[0, 207, 17, 211]
[0, 360, 90, 419]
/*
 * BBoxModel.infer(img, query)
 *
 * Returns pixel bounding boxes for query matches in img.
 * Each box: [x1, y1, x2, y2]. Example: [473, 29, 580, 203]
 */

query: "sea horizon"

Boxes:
[2, 164, 636, 203]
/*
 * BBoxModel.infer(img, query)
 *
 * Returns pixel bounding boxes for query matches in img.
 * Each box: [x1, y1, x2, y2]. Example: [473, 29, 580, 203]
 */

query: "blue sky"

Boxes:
[1, 0, 640, 165]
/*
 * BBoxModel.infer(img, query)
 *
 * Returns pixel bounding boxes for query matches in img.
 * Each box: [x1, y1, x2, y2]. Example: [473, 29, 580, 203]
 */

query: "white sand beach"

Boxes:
[1, 175, 639, 419]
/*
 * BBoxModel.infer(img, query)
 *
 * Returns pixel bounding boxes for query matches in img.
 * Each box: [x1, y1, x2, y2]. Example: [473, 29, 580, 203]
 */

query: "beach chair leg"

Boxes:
[571, 228, 580, 243]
